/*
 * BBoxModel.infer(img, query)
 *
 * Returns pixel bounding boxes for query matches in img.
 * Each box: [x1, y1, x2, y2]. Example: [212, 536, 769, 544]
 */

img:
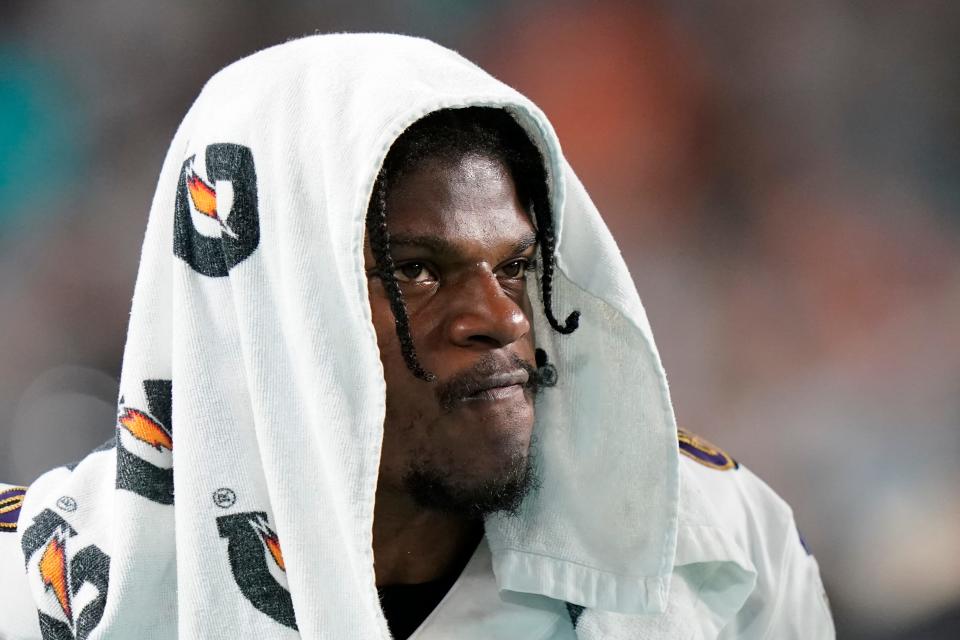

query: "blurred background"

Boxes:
[1, 1, 957, 637]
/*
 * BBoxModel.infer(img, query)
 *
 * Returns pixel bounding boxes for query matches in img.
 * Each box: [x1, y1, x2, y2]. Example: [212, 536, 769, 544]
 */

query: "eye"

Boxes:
[498, 259, 534, 280]
[393, 262, 436, 284]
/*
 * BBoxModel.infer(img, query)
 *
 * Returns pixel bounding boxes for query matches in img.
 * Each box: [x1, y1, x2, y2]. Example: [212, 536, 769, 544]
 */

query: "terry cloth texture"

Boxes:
[1, 34, 791, 639]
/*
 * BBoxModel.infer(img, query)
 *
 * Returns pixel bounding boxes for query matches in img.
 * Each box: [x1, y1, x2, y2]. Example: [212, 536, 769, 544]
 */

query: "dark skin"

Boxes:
[364, 153, 538, 587]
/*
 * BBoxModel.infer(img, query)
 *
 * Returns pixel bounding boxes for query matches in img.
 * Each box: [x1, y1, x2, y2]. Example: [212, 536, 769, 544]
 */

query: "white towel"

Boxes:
[12, 33, 681, 638]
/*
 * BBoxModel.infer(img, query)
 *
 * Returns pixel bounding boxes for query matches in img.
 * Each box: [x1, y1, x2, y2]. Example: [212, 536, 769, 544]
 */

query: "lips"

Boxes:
[459, 371, 529, 402]
[435, 354, 538, 412]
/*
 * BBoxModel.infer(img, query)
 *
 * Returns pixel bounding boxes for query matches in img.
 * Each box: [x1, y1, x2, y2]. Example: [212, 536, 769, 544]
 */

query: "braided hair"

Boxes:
[365, 107, 580, 381]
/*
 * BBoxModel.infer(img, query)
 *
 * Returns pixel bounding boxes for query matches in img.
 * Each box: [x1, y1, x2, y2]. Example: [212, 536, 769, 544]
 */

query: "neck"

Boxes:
[373, 484, 483, 587]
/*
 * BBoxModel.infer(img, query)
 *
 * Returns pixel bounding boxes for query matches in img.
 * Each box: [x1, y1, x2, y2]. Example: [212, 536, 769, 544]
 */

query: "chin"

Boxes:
[453, 393, 535, 451]
[403, 433, 539, 518]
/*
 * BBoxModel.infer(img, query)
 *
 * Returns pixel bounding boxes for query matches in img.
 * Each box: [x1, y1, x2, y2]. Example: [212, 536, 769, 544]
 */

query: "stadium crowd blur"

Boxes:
[1, 2, 957, 638]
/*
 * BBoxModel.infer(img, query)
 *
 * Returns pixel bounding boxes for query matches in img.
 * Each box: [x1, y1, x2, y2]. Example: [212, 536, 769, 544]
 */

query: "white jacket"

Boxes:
[408, 454, 834, 639]
[0, 450, 834, 638]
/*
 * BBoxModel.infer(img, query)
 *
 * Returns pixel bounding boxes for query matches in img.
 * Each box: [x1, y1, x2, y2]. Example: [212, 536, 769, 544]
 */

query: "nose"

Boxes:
[446, 271, 530, 349]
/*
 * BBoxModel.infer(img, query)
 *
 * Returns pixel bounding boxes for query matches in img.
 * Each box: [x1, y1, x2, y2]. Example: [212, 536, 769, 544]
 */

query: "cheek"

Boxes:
[368, 286, 405, 396]
[517, 292, 537, 356]
[368, 282, 399, 351]
[368, 288, 433, 421]
[370, 291, 416, 479]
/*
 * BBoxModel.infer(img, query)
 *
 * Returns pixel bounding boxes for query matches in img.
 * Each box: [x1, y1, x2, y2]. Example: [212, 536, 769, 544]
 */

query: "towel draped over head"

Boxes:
[17, 34, 680, 638]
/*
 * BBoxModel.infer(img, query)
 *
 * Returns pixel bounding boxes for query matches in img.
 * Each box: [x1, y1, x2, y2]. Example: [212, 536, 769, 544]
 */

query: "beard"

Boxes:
[390, 351, 546, 519]
[402, 436, 540, 519]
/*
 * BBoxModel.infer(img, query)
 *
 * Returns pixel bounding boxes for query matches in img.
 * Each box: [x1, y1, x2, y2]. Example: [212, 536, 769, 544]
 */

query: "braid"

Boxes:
[366, 170, 436, 381]
[531, 182, 580, 334]
[367, 107, 580, 381]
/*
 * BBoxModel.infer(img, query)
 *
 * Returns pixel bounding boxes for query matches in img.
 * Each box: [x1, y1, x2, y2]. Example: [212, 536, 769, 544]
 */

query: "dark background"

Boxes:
[1, 2, 958, 637]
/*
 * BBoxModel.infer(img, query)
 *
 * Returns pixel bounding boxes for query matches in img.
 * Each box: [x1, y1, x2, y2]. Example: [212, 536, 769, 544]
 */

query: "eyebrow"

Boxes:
[388, 231, 539, 258]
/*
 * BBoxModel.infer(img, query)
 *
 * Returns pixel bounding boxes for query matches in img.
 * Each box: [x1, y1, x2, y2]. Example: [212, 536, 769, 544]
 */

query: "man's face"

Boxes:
[365, 153, 539, 516]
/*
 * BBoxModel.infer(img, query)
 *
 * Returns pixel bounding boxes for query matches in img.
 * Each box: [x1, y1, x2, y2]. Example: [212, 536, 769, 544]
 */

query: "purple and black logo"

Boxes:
[678, 428, 738, 471]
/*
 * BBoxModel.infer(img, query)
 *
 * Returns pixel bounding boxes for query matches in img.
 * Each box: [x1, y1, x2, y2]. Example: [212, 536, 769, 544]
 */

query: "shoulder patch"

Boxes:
[678, 429, 738, 471]
[0, 486, 28, 532]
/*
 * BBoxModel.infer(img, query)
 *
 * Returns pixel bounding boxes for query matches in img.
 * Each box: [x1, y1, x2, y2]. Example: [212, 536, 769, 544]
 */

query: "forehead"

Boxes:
[385, 154, 536, 252]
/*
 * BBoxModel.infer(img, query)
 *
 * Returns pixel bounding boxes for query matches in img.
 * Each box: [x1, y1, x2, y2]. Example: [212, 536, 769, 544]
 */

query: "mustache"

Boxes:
[435, 353, 540, 412]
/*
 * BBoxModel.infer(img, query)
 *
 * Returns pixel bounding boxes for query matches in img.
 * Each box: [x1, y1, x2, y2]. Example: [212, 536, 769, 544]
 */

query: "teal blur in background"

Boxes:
[1, 2, 958, 638]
